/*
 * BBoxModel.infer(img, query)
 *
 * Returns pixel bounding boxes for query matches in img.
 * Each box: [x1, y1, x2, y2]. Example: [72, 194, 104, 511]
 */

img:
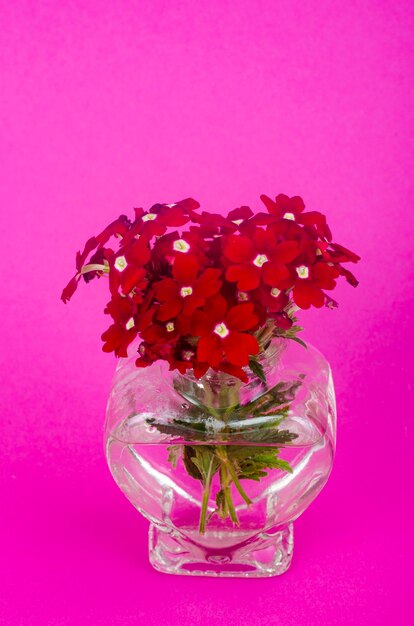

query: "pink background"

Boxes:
[1, 1, 413, 624]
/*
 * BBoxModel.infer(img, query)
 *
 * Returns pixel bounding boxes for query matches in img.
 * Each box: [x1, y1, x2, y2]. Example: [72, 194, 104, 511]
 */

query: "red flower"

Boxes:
[120, 198, 200, 247]
[255, 285, 290, 312]
[223, 228, 299, 291]
[108, 238, 150, 297]
[61, 215, 131, 303]
[190, 294, 260, 368]
[261, 193, 305, 220]
[101, 294, 154, 357]
[261, 193, 332, 241]
[136, 342, 169, 368]
[152, 228, 211, 267]
[191, 206, 257, 238]
[153, 254, 222, 321]
[316, 242, 360, 288]
[62, 195, 360, 380]
[169, 340, 210, 378]
[286, 242, 340, 309]
[101, 298, 137, 357]
[272, 312, 294, 330]
[324, 242, 360, 264]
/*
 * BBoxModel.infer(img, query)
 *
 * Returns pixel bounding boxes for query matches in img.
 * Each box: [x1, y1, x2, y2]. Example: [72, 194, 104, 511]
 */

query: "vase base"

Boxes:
[148, 523, 294, 578]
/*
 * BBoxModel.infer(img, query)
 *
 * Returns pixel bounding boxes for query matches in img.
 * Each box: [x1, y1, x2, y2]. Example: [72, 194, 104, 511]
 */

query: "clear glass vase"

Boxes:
[104, 339, 336, 577]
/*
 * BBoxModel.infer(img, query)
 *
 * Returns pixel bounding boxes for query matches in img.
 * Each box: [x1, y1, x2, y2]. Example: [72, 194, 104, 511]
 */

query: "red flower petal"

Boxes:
[176, 198, 201, 213]
[141, 221, 167, 238]
[172, 253, 199, 284]
[96, 215, 131, 246]
[284, 195, 305, 213]
[262, 262, 291, 288]
[159, 206, 190, 227]
[226, 264, 260, 291]
[252, 228, 272, 251]
[142, 324, 166, 344]
[197, 334, 222, 366]
[339, 266, 359, 287]
[226, 303, 258, 332]
[299, 211, 332, 241]
[156, 297, 182, 321]
[190, 310, 212, 336]
[250, 212, 275, 226]
[101, 323, 137, 357]
[311, 262, 339, 289]
[127, 238, 151, 266]
[182, 294, 205, 316]
[203, 294, 228, 322]
[175, 314, 191, 335]
[136, 305, 155, 331]
[153, 278, 179, 301]
[76, 236, 99, 271]
[293, 282, 325, 309]
[101, 324, 123, 352]
[223, 332, 259, 366]
[104, 294, 133, 320]
[227, 206, 253, 222]
[260, 194, 278, 215]
[61, 276, 79, 303]
[218, 362, 248, 383]
[120, 266, 147, 295]
[329, 243, 361, 263]
[194, 268, 222, 298]
[272, 312, 293, 329]
[271, 241, 299, 263]
[223, 235, 255, 263]
[193, 361, 209, 379]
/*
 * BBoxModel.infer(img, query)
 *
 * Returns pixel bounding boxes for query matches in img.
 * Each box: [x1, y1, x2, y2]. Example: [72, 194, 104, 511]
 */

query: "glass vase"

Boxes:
[104, 338, 336, 577]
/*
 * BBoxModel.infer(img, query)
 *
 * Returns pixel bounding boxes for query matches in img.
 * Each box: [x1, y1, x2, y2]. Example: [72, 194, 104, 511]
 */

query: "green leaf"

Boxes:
[227, 445, 294, 482]
[191, 448, 220, 480]
[248, 358, 267, 383]
[271, 458, 293, 473]
[289, 336, 308, 349]
[183, 446, 203, 480]
[146, 417, 208, 441]
[215, 489, 225, 512]
[167, 444, 182, 468]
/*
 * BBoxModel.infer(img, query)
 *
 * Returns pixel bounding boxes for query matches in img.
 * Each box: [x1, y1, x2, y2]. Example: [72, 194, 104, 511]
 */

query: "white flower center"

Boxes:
[125, 317, 135, 330]
[238, 291, 249, 301]
[182, 350, 194, 361]
[165, 203, 177, 208]
[114, 256, 127, 272]
[180, 286, 193, 298]
[296, 265, 309, 279]
[232, 219, 243, 225]
[253, 254, 268, 267]
[173, 239, 190, 253]
[213, 322, 230, 338]
[142, 213, 157, 222]
[283, 212, 295, 221]
[270, 288, 281, 297]
[166, 322, 175, 332]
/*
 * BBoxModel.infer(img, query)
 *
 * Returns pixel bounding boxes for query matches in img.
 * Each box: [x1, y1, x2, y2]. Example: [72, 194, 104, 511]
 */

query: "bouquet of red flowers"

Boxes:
[62, 194, 360, 536]
[62, 194, 359, 383]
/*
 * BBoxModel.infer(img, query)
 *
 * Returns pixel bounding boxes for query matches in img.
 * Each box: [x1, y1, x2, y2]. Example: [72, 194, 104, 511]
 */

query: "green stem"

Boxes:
[226, 459, 252, 505]
[217, 446, 252, 506]
[199, 456, 215, 534]
[219, 464, 228, 518]
[223, 465, 239, 525]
